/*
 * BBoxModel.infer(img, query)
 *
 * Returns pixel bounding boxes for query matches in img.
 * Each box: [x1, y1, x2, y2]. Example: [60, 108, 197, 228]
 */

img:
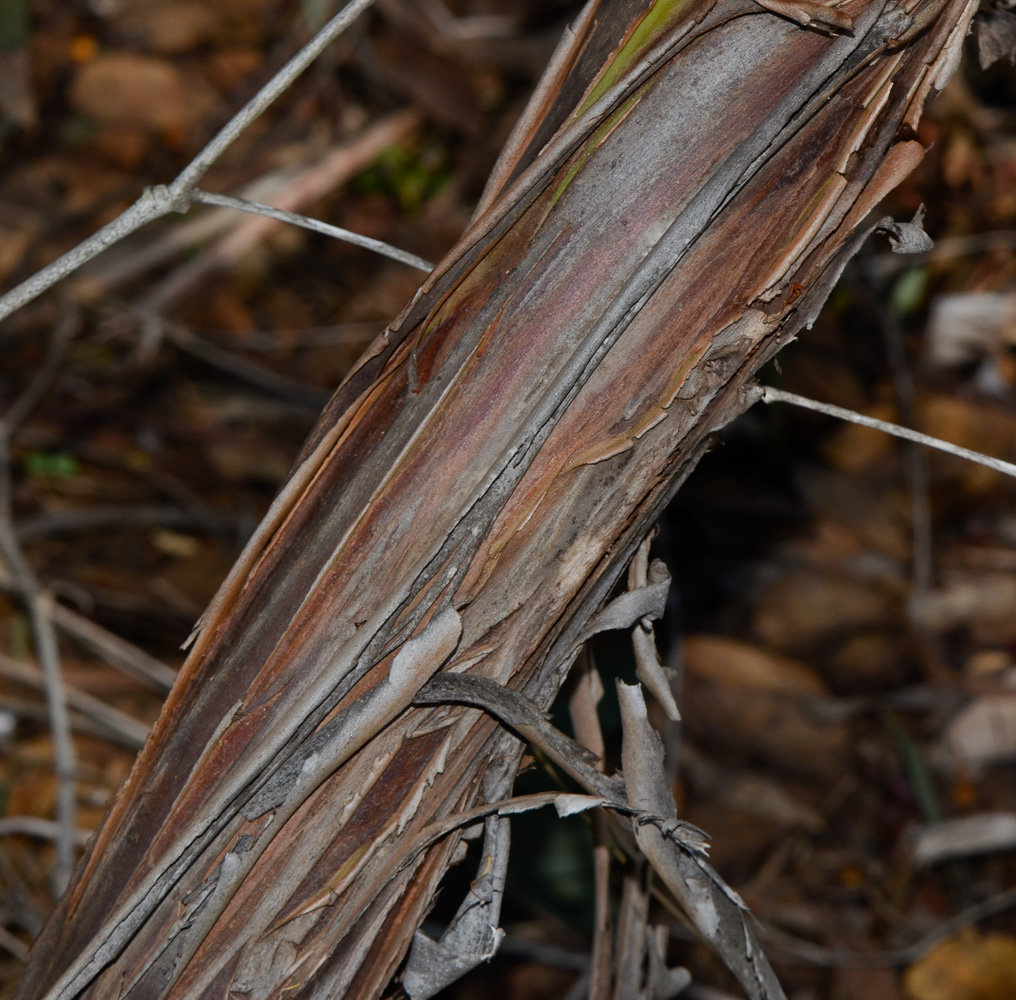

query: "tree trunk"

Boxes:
[16, 1, 978, 999]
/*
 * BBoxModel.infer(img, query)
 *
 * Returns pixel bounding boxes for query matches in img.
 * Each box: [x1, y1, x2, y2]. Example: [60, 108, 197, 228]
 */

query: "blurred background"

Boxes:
[1, 2, 1016, 998]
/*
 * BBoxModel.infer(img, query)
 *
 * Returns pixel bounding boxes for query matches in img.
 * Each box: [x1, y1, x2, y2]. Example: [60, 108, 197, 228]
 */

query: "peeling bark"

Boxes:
[16, 2, 979, 999]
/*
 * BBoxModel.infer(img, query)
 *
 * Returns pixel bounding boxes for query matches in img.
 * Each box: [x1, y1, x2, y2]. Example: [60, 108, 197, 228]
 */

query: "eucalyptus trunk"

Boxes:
[16, 2, 978, 999]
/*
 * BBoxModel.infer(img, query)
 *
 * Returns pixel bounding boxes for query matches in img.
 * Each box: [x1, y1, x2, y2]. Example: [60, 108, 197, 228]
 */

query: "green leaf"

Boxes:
[891, 266, 929, 317]
[24, 450, 80, 479]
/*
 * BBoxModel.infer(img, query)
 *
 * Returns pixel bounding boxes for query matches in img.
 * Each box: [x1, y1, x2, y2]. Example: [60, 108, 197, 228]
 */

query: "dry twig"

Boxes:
[0, 308, 79, 892]
[763, 386, 1016, 479]
[0, 653, 149, 749]
[0, 0, 380, 323]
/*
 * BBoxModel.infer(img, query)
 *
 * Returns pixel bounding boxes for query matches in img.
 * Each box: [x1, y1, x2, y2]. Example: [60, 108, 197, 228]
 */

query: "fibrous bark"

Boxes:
[16, 1, 978, 999]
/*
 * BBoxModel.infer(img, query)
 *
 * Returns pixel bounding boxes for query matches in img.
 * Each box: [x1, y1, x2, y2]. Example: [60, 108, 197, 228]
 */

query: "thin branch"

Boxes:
[185, 322, 382, 350]
[192, 190, 434, 272]
[0, 695, 149, 744]
[0, 0, 379, 324]
[0, 564, 178, 693]
[77, 111, 419, 313]
[4, 322, 75, 430]
[760, 885, 1016, 968]
[762, 386, 1016, 480]
[172, 0, 378, 193]
[0, 189, 181, 323]
[47, 601, 177, 692]
[859, 275, 951, 677]
[0, 817, 92, 848]
[568, 653, 612, 1000]
[0, 653, 150, 750]
[0, 926, 29, 963]
[10, 428, 228, 541]
[0, 309, 79, 892]
[157, 319, 332, 407]
[15, 504, 219, 544]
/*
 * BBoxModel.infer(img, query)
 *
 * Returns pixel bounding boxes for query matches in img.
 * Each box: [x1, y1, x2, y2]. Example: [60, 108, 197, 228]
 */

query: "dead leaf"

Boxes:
[69, 52, 220, 132]
[752, 570, 900, 652]
[828, 631, 908, 688]
[683, 634, 828, 697]
[964, 649, 1013, 676]
[112, 1, 223, 54]
[925, 291, 1016, 369]
[909, 812, 1016, 867]
[918, 394, 1016, 478]
[86, 125, 151, 169]
[977, 10, 1016, 69]
[939, 695, 1016, 771]
[904, 931, 1016, 1000]
[203, 47, 262, 92]
[719, 773, 824, 832]
[216, 0, 282, 15]
[795, 470, 914, 566]
[684, 678, 848, 776]
[910, 573, 1016, 642]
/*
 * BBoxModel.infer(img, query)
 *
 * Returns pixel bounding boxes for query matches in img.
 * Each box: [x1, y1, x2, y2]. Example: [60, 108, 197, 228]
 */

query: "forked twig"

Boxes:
[133, 109, 422, 336]
[0, 0, 379, 323]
